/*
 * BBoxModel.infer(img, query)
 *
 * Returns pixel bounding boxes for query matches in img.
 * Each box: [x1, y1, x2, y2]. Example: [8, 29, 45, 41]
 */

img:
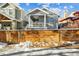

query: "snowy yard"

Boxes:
[0, 42, 79, 56]
[0, 45, 79, 56]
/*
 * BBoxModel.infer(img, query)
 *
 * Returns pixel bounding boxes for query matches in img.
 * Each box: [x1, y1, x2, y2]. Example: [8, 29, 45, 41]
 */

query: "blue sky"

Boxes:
[19, 3, 79, 18]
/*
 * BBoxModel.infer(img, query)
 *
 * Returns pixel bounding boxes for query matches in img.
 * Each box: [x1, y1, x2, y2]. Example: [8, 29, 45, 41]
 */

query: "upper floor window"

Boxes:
[15, 9, 21, 20]
[0, 8, 15, 19]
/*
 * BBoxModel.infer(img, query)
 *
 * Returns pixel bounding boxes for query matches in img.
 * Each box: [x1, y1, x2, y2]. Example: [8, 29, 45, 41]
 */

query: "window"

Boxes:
[15, 9, 21, 19]
[46, 15, 58, 29]
[8, 9, 15, 18]
[1, 8, 15, 18]
[30, 15, 44, 28]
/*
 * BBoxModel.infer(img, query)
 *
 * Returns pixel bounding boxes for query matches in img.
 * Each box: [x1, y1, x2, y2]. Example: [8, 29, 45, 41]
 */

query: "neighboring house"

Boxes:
[26, 8, 59, 30]
[58, 17, 79, 29]
[0, 3, 28, 43]
[58, 11, 79, 29]
[0, 3, 27, 30]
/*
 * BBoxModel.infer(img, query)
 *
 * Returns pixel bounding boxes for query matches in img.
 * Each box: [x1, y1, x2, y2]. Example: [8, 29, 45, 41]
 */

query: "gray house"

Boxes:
[26, 8, 59, 30]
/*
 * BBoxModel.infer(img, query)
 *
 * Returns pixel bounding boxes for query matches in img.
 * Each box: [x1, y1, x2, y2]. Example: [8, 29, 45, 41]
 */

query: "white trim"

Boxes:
[28, 15, 31, 28]
[29, 27, 47, 28]
[20, 10, 23, 20]
[27, 8, 49, 15]
[29, 14, 45, 15]
[42, 8, 59, 16]
[44, 14, 46, 28]
[11, 3, 27, 13]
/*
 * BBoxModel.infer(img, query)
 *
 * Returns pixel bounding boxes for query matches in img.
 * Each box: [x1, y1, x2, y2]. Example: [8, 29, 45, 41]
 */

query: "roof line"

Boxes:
[27, 8, 49, 15]
[45, 8, 59, 15]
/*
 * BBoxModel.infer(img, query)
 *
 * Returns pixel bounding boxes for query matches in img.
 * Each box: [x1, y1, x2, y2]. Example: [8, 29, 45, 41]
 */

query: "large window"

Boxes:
[46, 15, 58, 29]
[30, 15, 44, 28]
[15, 9, 21, 19]
[1, 8, 15, 18]
[16, 22, 23, 30]
[8, 9, 15, 18]
[0, 22, 12, 30]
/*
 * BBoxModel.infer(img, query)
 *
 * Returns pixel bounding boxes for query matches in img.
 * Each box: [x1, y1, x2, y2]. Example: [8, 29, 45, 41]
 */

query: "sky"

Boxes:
[19, 3, 79, 18]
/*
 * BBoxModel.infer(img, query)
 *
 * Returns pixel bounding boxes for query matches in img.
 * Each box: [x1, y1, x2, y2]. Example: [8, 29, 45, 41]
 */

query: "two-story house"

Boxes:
[0, 3, 27, 30]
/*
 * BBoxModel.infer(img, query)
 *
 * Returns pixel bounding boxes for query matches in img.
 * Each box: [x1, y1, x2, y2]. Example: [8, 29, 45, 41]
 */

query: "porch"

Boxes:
[28, 14, 58, 30]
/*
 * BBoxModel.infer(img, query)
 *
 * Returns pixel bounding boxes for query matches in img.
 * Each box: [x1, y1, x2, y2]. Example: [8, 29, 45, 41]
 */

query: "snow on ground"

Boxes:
[0, 42, 79, 56]
[0, 42, 7, 48]
[0, 41, 44, 56]
[0, 45, 79, 56]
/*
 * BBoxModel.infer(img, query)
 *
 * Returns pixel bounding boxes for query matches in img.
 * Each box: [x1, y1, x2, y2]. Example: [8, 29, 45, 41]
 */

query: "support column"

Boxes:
[21, 10, 24, 29]
[12, 20, 16, 30]
[44, 14, 46, 29]
[28, 15, 31, 28]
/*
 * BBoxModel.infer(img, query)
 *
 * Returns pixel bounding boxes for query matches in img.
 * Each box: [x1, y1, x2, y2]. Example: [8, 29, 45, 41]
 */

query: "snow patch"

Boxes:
[0, 42, 7, 48]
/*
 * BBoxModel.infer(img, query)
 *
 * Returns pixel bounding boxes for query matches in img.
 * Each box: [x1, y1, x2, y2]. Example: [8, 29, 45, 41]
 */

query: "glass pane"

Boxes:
[30, 15, 44, 28]
[46, 15, 58, 29]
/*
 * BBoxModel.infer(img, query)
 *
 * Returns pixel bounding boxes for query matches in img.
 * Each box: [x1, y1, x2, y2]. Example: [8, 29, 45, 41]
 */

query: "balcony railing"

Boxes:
[31, 22, 44, 27]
